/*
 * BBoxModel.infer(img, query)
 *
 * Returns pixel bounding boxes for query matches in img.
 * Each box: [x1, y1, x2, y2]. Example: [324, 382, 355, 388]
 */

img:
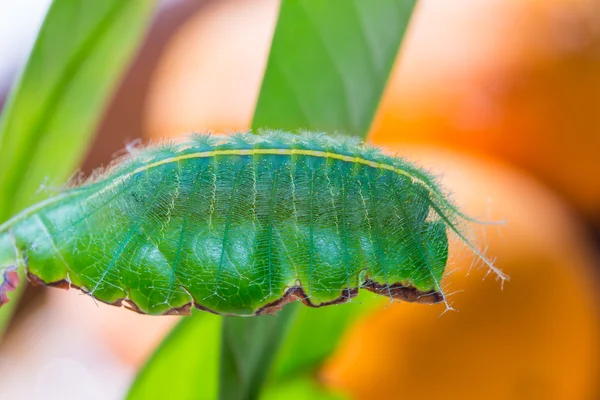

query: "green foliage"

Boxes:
[127, 311, 222, 400]
[220, 305, 299, 399]
[0, 1, 156, 218]
[254, 0, 418, 138]
[0, 0, 155, 336]
[262, 373, 347, 400]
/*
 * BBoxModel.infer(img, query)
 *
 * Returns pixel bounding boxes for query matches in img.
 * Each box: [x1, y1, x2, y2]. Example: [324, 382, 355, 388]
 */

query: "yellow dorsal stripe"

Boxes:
[0, 148, 425, 233]
[128, 148, 414, 179]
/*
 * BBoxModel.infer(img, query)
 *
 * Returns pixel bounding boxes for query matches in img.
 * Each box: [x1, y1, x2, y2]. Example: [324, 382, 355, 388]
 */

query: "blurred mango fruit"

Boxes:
[321, 146, 600, 400]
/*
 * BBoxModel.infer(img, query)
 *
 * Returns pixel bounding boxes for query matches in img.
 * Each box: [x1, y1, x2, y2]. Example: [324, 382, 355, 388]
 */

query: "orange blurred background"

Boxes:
[1, 0, 599, 398]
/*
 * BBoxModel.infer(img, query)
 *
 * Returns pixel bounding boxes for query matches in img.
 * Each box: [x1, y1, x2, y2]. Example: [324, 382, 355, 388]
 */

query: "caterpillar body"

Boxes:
[0, 131, 504, 316]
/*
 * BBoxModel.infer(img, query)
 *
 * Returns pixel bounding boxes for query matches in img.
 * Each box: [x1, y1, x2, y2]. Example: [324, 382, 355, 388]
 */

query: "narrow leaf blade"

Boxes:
[127, 312, 222, 400]
[0, 0, 156, 336]
[220, 305, 298, 400]
[0, 0, 156, 219]
[252, 0, 417, 138]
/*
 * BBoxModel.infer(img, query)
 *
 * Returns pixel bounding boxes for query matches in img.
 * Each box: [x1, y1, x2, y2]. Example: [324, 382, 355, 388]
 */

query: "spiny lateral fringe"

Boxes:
[0, 130, 505, 316]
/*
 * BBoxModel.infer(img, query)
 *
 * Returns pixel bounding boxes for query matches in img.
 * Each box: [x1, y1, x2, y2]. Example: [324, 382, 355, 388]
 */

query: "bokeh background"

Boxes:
[0, 0, 598, 398]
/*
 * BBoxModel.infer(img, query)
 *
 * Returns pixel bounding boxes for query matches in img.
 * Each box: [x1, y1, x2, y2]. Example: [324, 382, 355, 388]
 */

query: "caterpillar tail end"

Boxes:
[0, 266, 19, 307]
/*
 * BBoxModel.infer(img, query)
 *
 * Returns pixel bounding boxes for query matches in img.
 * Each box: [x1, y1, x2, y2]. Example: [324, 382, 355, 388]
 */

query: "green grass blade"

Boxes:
[253, 0, 417, 138]
[220, 305, 299, 400]
[262, 374, 348, 400]
[127, 312, 222, 400]
[0, 0, 156, 219]
[0, 0, 156, 337]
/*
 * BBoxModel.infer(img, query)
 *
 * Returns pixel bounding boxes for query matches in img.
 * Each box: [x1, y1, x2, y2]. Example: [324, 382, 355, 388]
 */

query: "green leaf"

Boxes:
[0, 0, 156, 337]
[262, 374, 348, 400]
[127, 312, 222, 400]
[220, 305, 299, 400]
[253, 0, 417, 138]
[0, 0, 156, 219]
[129, 1, 417, 399]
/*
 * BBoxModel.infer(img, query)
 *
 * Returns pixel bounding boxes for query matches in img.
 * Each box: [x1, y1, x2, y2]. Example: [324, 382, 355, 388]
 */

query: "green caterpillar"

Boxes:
[0, 131, 506, 316]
